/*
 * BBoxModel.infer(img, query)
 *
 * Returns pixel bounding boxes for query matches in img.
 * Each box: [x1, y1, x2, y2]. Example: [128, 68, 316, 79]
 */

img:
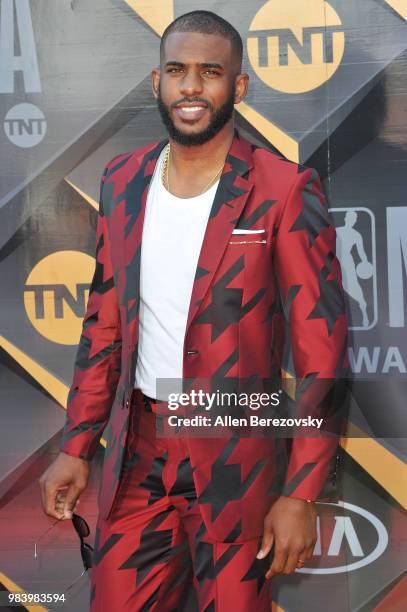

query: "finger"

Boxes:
[284, 550, 303, 575]
[44, 484, 65, 520]
[256, 528, 274, 559]
[55, 488, 68, 512]
[303, 542, 315, 561]
[63, 485, 82, 519]
[55, 486, 72, 503]
[56, 496, 79, 507]
[38, 476, 55, 515]
[56, 497, 79, 514]
[266, 542, 288, 579]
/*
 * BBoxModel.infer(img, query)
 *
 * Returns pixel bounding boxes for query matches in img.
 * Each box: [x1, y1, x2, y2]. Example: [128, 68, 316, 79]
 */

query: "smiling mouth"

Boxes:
[174, 104, 209, 122]
[177, 105, 206, 112]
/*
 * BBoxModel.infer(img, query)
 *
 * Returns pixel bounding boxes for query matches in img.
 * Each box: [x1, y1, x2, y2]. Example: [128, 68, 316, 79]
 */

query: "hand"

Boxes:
[256, 495, 317, 578]
[38, 451, 90, 520]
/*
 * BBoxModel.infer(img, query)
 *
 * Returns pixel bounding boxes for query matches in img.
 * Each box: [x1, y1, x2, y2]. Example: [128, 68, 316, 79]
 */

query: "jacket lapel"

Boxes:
[185, 131, 254, 336]
[123, 138, 168, 334]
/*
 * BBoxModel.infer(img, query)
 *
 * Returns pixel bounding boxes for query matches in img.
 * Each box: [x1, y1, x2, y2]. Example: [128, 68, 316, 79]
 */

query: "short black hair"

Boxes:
[160, 10, 243, 69]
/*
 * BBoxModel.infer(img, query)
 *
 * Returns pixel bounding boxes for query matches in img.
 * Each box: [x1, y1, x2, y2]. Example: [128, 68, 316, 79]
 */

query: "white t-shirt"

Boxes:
[134, 147, 219, 399]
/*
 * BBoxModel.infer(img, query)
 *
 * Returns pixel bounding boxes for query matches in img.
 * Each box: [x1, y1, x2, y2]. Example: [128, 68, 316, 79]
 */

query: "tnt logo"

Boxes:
[247, 0, 345, 93]
[24, 251, 95, 345]
[4, 103, 46, 147]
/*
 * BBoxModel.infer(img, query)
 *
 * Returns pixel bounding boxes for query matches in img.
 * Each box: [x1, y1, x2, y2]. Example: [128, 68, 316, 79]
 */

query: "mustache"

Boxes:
[171, 97, 213, 110]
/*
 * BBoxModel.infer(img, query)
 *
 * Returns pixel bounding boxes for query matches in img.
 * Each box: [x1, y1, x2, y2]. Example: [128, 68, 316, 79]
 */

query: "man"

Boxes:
[39, 10, 348, 611]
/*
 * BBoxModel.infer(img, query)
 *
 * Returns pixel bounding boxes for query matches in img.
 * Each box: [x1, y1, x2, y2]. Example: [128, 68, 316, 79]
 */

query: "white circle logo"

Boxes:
[4, 103, 47, 147]
[297, 501, 388, 574]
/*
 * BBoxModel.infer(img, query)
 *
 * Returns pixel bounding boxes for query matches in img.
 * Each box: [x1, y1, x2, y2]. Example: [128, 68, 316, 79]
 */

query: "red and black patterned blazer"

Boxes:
[60, 131, 349, 542]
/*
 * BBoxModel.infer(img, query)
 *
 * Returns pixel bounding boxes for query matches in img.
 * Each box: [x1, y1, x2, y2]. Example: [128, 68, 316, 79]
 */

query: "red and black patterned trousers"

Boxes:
[90, 389, 271, 611]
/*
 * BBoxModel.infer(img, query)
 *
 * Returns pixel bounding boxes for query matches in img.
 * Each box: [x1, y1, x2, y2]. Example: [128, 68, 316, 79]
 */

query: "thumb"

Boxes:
[257, 528, 274, 560]
[63, 485, 81, 519]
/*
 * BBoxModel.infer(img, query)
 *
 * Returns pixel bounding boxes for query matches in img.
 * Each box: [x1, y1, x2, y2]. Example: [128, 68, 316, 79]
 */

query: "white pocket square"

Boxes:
[232, 228, 266, 235]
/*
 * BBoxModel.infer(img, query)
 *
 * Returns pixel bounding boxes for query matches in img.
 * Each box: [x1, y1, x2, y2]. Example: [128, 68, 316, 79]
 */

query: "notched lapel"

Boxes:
[185, 133, 255, 335]
[119, 138, 168, 392]
[123, 139, 168, 323]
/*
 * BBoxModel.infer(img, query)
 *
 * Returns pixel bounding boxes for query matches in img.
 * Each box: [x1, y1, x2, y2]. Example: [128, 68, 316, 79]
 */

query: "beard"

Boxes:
[157, 84, 236, 146]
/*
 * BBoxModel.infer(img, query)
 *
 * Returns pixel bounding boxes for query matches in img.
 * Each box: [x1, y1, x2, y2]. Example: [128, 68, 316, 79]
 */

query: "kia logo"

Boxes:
[297, 501, 388, 574]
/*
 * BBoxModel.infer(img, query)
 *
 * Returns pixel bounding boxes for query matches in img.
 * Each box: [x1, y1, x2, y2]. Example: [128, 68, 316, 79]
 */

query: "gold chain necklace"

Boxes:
[161, 143, 223, 195]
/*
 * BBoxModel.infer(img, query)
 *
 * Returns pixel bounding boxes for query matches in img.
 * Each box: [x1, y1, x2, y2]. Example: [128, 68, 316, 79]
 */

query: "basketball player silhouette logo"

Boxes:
[336, 210, 373, 327]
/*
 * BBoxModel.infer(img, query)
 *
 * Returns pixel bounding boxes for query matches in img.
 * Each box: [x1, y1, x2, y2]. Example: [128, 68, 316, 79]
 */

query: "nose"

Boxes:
[179, 69, 203, 97]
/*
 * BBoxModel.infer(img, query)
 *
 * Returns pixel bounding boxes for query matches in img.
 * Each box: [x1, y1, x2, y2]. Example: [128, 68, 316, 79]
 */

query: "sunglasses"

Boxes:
[34, 512, 93, 602]
[71, 513, 93, 570]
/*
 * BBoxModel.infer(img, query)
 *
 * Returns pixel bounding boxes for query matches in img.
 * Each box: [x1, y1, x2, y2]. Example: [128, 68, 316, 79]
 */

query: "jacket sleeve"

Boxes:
[60, 162, 122, 462]
[273, 166, 349, 502]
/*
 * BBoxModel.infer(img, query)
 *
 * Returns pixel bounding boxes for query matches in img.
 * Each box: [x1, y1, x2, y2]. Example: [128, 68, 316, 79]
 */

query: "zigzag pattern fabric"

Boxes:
[60, 131, 349, 544]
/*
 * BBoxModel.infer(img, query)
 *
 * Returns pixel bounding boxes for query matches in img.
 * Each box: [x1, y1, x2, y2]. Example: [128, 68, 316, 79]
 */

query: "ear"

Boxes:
[151, 68, 160, 100]
[234, 72, 249, 105]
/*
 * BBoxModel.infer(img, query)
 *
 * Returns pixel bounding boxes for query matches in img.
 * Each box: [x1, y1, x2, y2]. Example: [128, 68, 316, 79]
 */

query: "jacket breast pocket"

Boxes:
[228, 229, 269, 245]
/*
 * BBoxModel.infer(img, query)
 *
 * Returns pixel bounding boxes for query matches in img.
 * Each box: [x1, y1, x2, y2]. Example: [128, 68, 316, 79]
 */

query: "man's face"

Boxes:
[152, 32, 246, 146]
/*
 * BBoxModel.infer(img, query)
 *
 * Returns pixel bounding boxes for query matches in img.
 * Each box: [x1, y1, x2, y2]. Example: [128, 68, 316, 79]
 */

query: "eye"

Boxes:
[203, 69, 220, 76]
[167, 67, 183, 74]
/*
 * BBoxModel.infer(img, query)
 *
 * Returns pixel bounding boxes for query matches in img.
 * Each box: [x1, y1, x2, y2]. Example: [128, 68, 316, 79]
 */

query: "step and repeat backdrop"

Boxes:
[0, 1, 406, 611]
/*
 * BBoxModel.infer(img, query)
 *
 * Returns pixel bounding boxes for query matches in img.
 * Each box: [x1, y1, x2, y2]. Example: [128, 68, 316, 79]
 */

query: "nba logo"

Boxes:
[329, 207, 377, 331]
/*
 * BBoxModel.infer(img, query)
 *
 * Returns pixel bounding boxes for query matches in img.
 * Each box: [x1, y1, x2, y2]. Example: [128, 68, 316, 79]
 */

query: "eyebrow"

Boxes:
[165, 61, 224, 70]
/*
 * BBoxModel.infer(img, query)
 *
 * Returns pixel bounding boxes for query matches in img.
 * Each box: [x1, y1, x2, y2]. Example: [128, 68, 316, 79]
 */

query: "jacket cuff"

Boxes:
[281, 448, 343, 503]
[59, 433, 100, 462]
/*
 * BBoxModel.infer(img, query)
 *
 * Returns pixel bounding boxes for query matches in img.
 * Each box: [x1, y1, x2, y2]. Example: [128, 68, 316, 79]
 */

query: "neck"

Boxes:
[168, 121, 235, 170]
[162, 120, 235, 198]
